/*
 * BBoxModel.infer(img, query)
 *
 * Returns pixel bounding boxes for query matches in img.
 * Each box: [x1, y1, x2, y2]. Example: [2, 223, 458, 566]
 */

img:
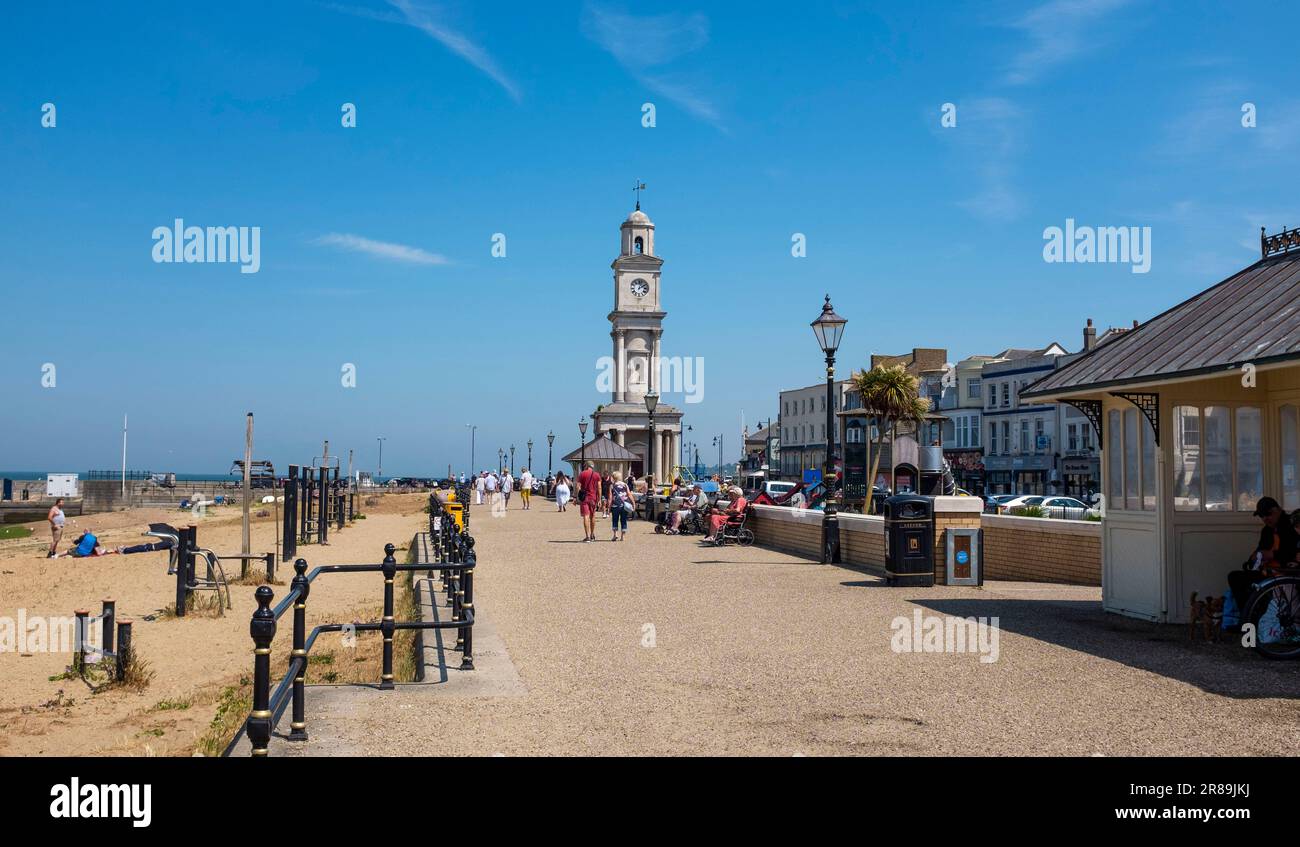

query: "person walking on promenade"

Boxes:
[577, 461, 601, 542]
[554, 472, 571, 511]
[501, 471, 514, 510]
[599, 471, 611, 517]
[520, 468, 533, 510]
[485, 471, 498, 509]
[608, 470, 633, 541]
[475, 472, 486, 505]
[47, 498, 66, 558]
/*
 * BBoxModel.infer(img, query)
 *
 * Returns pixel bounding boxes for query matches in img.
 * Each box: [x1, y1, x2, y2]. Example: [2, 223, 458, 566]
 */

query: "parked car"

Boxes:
[1037, 496, 1099, 520]
[998, 495, 1045, 514]
[765, 480, 797, 500]
[985, 494, 1018, 512]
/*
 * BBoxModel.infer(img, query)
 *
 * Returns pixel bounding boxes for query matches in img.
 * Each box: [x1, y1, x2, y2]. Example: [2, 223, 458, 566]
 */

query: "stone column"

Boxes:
[650, 331, 661, 395]
[615, 330, 627, 403]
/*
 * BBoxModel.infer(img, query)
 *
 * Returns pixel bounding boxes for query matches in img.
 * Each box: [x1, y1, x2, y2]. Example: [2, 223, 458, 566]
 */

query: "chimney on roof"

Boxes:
[1132, 319, 1139, 329]
[1083, 318, 1097, 352]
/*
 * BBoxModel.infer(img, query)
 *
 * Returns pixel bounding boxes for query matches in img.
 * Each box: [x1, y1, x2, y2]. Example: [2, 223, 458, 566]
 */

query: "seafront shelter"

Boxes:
[1021, 228, 1300, 623]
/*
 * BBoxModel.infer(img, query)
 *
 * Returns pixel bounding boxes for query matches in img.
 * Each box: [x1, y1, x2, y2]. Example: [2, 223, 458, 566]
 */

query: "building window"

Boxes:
[1035, 419, 1044, 452]
[1141, 410, 1156, 510]
[1168, 404, 1258, 513]
[1001, 384, 1009, 407]
[1108, 410, 1123, 505]
[968, 379, 981, 400]
[1236, 406, 1263, 511]
[970, 418, 980, 448]
[1082, 424, 1093, 450]
[1204, 406, 1231, 511]
[634, 236, 644, 254]
[989, 422, 997, 454]
[1124, 409, 1140, 509]
[1001, 421, 1010, 455]
[1282, 405, 1300, 511]
[1019, 421, 1029, 453]
[987, 385, 995, 409]
[1173, 405, 1201, 511]
[1068, 424, 1078, 451]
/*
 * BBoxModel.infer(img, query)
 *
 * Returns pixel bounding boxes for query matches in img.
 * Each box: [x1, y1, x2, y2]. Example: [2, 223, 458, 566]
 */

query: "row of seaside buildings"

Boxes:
[748, 318, 1139, 499]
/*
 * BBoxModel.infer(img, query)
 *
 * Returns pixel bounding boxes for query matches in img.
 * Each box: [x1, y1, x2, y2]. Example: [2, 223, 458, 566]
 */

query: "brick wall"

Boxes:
[982, 513, 1101, 585]
[748, 503, 1101, 586]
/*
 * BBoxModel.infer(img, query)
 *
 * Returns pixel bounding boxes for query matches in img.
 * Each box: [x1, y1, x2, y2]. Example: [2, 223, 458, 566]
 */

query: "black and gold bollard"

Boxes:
[460, 538, 475, 671]
[73, 609, 89, 673]
[248, 585, 276, 757]
[380, 543, 396, 690]
[115, 619, 133, 681]
[288, 559, 310, 741]
[101, 598, 116, 658]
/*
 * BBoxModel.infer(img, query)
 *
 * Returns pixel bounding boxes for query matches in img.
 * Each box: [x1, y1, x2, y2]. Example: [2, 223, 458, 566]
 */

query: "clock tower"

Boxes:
[591, 203, 683, 481]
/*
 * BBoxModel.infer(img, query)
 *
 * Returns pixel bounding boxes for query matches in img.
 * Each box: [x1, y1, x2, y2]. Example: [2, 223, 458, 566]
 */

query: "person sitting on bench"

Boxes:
[1227, 496, 1299, 613]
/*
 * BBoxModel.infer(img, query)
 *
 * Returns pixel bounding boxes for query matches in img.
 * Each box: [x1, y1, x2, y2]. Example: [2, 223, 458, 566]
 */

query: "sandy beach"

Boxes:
[0, 493, 429, 756]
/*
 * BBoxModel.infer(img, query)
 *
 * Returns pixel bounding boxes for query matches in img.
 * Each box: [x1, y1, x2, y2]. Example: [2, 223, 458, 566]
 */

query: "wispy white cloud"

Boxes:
[314, 233, 450, 265]
[936, 98, 1028, 221]
[581, 3, 723, 128]
[328, 1, 521, 102]
[1004, 0, 1135, 85]
[1158, 81, 1300, 158]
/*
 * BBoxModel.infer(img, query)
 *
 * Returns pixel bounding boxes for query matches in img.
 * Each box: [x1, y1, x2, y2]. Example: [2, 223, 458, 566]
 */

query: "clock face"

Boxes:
[630, 278, 649, 298]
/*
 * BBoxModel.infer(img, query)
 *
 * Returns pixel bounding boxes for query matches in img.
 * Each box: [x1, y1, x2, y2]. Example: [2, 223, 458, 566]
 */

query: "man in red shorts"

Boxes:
[577, 461, 601, 542]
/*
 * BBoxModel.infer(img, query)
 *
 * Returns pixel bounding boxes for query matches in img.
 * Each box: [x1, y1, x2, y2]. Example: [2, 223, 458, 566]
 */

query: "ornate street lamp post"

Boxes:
[527, 439, 533, 474]
[811, 294, 847, 563]
[497, 448, 504, 476]
[645, 392, 658, 518]
[578, 418, 588, 473]
[547, 431, 555, 479]
[465, 424, 475, 476]
[510, 444, 516, 476]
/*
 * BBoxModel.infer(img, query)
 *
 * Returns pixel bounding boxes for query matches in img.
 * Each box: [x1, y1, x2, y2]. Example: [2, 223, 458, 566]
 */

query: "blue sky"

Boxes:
[1, 0, 1297, 475]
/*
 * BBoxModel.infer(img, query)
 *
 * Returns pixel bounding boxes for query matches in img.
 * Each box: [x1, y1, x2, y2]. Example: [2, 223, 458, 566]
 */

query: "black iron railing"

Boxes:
[1262, 225, 1300, 258]
[225, 491, 476, 757]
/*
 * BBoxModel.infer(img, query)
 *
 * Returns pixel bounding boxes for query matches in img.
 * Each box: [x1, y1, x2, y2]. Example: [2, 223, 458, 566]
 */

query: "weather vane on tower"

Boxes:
[633, 180, 647, 210]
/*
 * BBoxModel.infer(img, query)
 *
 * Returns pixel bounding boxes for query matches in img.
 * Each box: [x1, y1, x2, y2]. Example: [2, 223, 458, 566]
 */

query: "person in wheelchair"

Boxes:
[704, 486, 748, 542]
[666, 484, 707, 534]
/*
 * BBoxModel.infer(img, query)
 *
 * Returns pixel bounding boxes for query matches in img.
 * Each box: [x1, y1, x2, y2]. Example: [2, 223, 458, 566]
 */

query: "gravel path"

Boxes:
[283, 499, 1300, 756]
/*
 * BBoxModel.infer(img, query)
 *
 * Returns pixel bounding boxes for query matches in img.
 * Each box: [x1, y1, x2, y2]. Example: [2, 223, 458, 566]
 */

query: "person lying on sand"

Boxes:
[53, 529, 115, 559]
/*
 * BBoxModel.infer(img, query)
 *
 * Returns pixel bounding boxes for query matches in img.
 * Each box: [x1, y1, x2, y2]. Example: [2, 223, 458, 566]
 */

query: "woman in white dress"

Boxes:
[554, 472, 571, 512]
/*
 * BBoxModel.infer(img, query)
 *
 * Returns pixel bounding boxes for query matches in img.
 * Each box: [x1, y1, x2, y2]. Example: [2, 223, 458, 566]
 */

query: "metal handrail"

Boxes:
[224, 492, 476, 757]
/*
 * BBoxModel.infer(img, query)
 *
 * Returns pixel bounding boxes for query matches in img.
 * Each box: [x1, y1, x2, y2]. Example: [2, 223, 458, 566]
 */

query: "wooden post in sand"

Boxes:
[242, 413, 253, 574]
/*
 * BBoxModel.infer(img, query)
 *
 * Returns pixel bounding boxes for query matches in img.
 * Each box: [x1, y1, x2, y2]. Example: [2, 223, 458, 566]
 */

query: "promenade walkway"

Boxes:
[258, 500, 1300, 756]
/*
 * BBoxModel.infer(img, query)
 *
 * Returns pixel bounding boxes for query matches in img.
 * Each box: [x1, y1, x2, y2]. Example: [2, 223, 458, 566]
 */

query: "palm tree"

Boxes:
[851, 365, 930, 513]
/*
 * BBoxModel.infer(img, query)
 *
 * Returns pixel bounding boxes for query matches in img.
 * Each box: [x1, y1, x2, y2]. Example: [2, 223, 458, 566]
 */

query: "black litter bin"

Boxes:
[883, 493, 934, 587]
